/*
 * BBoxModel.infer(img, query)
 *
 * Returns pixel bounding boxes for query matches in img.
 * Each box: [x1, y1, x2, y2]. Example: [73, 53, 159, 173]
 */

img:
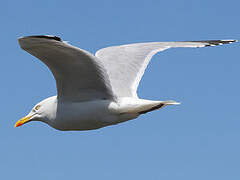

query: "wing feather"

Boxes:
[96, 40, 237, 98]
[19, 35, 115, 102]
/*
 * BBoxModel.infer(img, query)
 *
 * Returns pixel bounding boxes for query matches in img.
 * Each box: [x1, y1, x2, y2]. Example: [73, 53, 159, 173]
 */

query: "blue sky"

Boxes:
[1, 0, 239, 179]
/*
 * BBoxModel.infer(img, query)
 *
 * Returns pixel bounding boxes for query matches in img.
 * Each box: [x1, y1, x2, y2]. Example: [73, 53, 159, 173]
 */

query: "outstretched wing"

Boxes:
[19, 35, 115, 102]
[96, 40, 237, 98]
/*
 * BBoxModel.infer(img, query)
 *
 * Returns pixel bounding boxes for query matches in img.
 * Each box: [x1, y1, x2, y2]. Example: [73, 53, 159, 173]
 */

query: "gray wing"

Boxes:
[19, 35, 115, 102]
[96, 40, 237, 98]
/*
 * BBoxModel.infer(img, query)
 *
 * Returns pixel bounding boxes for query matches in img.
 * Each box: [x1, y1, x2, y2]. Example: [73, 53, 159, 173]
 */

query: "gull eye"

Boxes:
[35, 105, 41, 110]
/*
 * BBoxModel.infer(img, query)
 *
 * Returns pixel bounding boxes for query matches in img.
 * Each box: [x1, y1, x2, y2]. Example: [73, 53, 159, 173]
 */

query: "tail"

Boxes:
[160, 100, 180, 105]
[138, 100, 180, 114]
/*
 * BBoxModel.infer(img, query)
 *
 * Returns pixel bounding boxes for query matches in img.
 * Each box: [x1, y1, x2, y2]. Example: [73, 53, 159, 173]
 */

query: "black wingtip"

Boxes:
[189, 39, 237, 47]
[203, 40, 237, 47]
[22, 35, 62, 42]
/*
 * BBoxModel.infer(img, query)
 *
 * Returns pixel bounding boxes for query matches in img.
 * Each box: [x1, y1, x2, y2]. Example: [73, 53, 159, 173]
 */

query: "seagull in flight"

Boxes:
[15, 35, 237, 131]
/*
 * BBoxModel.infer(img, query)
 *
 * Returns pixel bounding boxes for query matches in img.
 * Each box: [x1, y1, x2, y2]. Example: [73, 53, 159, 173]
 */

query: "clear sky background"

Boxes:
[1, 0, 239, 179]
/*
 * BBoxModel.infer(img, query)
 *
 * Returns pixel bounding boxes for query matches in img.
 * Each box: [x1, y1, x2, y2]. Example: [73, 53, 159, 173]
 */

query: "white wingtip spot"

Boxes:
[209, 44, 216, 47]
[221, 39, 236, 42]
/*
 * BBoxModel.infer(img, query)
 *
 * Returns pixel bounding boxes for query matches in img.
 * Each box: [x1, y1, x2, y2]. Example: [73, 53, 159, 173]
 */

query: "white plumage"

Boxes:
[15, 35, 237, 131]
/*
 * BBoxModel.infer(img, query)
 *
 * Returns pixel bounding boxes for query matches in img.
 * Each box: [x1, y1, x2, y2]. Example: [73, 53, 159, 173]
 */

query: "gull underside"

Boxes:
[44, 97, 178, 131]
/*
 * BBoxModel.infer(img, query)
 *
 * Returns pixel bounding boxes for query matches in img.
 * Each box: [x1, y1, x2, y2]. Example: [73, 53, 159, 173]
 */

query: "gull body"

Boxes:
[24, 96, 175, 131]
[15, 35, 237, 131]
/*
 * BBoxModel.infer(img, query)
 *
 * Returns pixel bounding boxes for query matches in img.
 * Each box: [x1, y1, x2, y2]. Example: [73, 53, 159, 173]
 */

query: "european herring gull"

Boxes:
[15, 35, 237, 131]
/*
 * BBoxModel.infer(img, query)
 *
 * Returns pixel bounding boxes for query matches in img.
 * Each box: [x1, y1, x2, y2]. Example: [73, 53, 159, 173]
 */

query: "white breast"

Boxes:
[49, 100, 119, 131]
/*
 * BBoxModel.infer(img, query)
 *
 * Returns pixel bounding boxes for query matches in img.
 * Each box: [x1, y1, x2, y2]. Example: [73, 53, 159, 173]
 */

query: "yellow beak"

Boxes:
[15, 115, 33, 128]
